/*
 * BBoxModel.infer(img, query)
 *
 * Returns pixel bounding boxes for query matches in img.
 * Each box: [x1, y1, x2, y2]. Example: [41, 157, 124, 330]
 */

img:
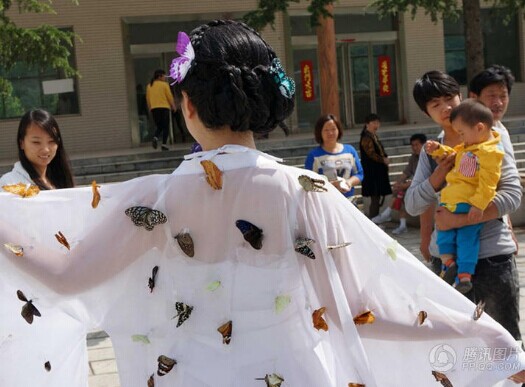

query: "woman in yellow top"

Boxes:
[146, 69, 177, 151]
[425, 99, 504, 294]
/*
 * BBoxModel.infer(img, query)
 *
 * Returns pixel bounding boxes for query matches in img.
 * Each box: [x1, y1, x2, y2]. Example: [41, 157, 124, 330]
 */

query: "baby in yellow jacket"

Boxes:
[425, 99, 504, 294]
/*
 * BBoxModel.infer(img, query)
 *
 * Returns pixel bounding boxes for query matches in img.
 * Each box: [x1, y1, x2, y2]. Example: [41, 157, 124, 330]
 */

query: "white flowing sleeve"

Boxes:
[294, 173, 525, 387]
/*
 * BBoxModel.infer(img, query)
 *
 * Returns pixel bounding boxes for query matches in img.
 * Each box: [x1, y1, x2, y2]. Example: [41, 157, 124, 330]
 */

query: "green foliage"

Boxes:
[243, 0, 334, 31]
[0, 1, 79, 97]
[370, 0, 525, 23]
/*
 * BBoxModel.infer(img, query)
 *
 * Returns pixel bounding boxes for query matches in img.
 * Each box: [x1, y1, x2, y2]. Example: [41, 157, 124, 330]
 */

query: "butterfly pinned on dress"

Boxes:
[200, 160, 222, 190]
[172, 302, 193, 327]
[157, 355, 177, 376]
[125, 206, 167, 231]
[294, 237, 316, 259]
[131, 334, 150, 344]
[235, 220, 263, 250]
[312, 307, 328, 331]
[353, 310, 375, 325]
[175, 229, 194, 257]
[418, 310, 428, 325]
[348, 383, 365, 387]
[55, 231, 70, 250]
[4, 243, 24, 257]
[91, 180, 101, 208]
[431, 371, 453, 387]
[217, 320, 232, 345]
[148, 266, 159, 293]
[386, 240, 398, 261]
[17, 290, 41, 324]
[255, 373, 285, 387]
[2, 183, 40, 198]
[298, 175, 327, 192]
[169, 31, 195, 84]
[327, 242, 352, 250]
[147, 374, 155, 387]
[275, 295, 291, 314]
[473, 300, 485, 321]
[44, 361, 51, 372]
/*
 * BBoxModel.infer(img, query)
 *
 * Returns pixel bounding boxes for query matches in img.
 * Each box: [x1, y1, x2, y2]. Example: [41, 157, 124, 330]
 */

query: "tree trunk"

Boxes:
[462, 0, 484, 82]
[316, 3, 340, 118]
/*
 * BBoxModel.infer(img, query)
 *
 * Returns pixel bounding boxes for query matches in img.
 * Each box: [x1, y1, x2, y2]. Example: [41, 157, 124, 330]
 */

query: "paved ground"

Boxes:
[87, 223, 525, 387]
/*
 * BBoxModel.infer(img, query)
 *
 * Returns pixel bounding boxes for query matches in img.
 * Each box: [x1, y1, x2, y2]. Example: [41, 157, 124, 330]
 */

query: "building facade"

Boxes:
[1, 1, 524, 159]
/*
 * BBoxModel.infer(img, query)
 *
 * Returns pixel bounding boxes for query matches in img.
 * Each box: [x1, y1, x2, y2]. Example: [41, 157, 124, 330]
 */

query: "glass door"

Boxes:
[347, 42, 400, 125]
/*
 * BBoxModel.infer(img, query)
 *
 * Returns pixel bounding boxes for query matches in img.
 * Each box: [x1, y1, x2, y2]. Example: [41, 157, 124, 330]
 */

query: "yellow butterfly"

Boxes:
[91, 180, 101, 208]
[353, 310, 375, 325]
[200, 160, 222, 190]
[4, 243, 24, 257]
[2, 183, 40, 198]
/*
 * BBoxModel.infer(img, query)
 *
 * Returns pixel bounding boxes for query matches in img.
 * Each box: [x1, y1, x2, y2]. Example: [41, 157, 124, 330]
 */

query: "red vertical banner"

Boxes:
[378, 56, 391, 97]
[300, 60, 315, 102]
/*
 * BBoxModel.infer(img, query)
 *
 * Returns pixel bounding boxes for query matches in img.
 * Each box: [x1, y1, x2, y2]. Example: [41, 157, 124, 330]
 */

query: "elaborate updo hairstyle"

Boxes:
[172, 20, 295, 135]
[17, 109, 75, 189]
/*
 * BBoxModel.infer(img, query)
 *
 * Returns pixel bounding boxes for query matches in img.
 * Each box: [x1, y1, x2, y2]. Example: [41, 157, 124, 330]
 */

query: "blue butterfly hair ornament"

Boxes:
[269, 58, 295, 99]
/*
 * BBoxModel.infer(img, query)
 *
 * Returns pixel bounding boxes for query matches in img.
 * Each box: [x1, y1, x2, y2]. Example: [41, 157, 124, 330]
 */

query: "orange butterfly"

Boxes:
[348, 383, 365, 387]
[217, 320, 232, 345]
[418, 310, 428, 325]
[312, 307, 328, 331]
[55, 231, 71, 250]
[147, 374, 154, 387]
[91, 180, 101, 208]
[200, 160, 222, 190]
[353, 310, 375, 325]
[2, 183, 40, 198]
[4, 243, 24, 257]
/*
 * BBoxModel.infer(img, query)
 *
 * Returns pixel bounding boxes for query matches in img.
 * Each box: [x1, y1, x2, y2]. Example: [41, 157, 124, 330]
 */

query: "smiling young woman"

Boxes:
[0, 109, 74, 190]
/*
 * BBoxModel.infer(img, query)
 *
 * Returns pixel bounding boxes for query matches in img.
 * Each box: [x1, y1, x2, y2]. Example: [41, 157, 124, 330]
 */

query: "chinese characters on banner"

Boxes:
[378, 56, 391, 97]
[300, 60, 315, 102]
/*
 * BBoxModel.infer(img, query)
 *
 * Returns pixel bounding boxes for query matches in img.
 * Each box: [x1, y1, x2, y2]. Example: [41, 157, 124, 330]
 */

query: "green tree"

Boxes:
[0, 0, 79, 98]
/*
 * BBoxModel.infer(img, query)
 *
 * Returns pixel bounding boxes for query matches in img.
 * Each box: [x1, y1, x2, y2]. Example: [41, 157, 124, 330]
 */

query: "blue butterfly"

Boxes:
[269, 58, 295, 99]
[235, 219, 263, 250]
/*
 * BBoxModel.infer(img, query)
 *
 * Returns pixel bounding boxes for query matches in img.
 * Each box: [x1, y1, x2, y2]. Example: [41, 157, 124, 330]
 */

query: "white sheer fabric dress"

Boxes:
[0, 145, 523, 386]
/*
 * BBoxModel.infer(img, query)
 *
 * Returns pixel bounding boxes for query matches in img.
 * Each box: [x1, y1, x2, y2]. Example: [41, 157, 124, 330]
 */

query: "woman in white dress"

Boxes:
[0, 20, 524, 387]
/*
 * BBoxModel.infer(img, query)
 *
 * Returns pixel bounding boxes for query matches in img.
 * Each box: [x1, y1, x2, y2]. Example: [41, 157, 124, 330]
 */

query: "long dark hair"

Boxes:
[17, 109, 75, 189]
[172, 20, 294, 135]
[150, 69, 165, 86]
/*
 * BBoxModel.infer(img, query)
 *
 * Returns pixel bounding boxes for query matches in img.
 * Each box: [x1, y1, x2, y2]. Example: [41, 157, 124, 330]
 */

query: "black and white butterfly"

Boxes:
[148, 266, 159, 293]
[175, 229, 194, 257]
[255, 373, 285, 387]
[17, 290, 41, 324]
[235, 220, 263, 250]
[172, 302, 193, 327]
[294, 237, 316, 259]
[125, 206, 167, 231]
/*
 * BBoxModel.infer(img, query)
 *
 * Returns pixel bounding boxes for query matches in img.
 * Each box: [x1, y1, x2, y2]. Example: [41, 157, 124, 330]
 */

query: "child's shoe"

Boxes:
[440, 262, 457, 285]
[454, 274, 473, 294]
[371, 212, 391, 224]
[392, 225, 408, 235]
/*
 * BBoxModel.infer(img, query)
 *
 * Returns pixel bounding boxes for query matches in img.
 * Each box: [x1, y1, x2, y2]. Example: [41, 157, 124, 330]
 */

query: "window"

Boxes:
[0, 28, 80, 119]
[444, 10, 520, 85]
[290, 13, 396, 36]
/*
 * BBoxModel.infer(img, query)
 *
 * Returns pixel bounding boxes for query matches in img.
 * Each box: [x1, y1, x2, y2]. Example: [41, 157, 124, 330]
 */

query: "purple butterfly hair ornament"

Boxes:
[169, 32, 195, 84]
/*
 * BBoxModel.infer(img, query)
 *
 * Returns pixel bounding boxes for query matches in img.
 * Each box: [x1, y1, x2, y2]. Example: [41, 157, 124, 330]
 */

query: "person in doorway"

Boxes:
[305, 114, 363, 198]
[372, 133, 427, 234]
[0, 109, 75, 189]
[359, 113, 392, 218]
[146, 69, 177, 151]
[406, 70, 522, 342]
